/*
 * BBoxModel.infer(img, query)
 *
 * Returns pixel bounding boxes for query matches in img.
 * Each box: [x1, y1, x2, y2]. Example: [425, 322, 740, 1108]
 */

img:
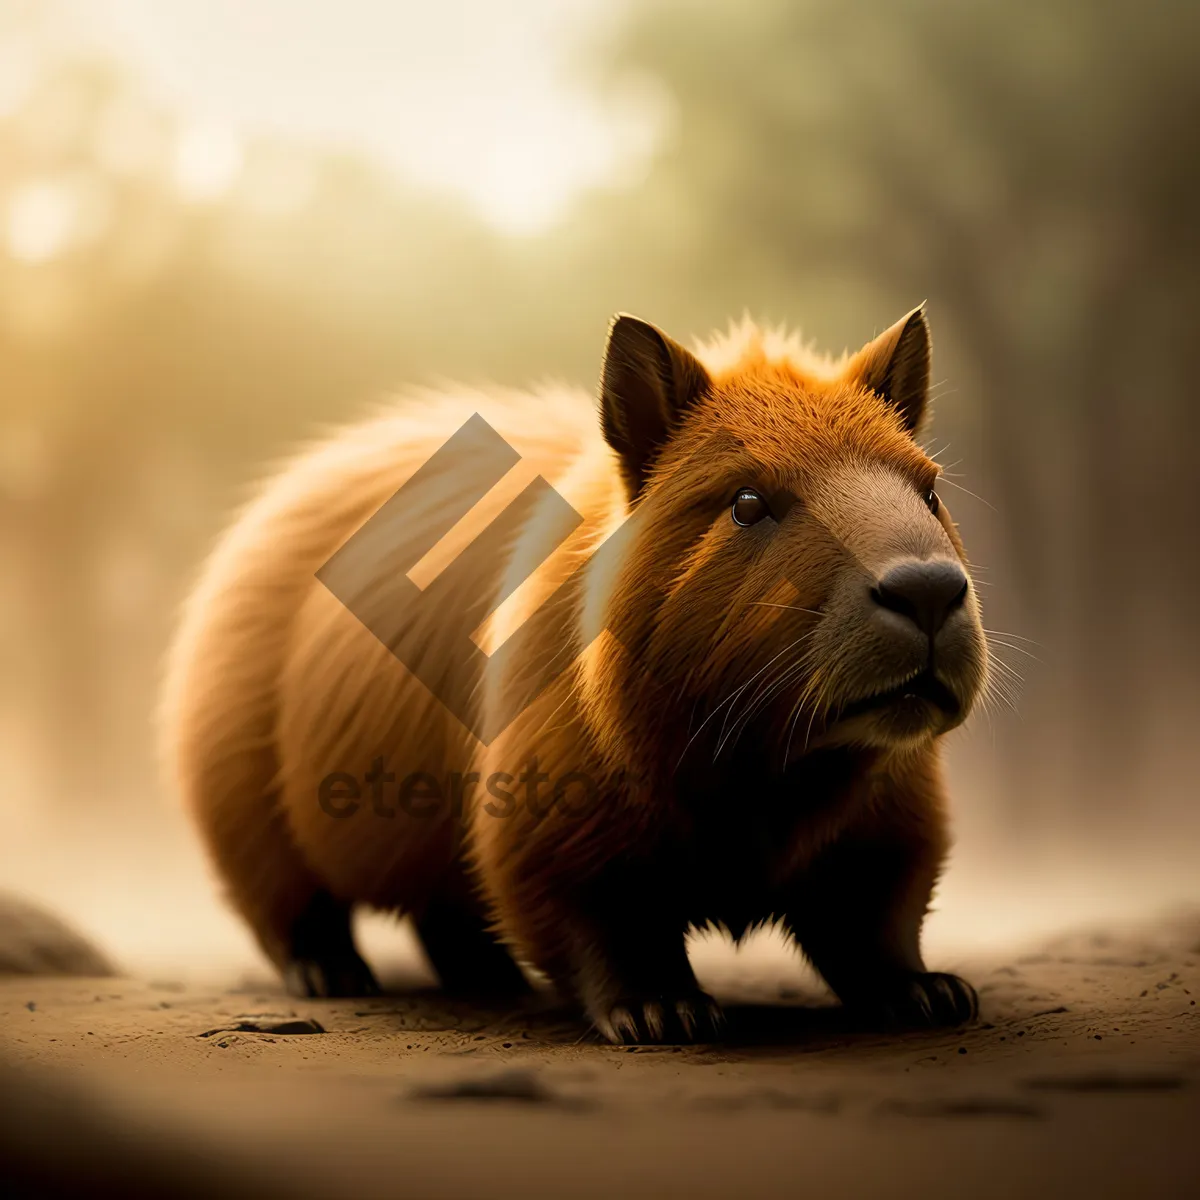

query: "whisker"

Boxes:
[986, 648, 1025, 676]
[985, 637, 1041, 663]
[986, 661, 1023, 691]
[936, 476, 997, 513]
[783, 662, 827, 764]
[789, 694, 822, 763]
[981, 627, 1042, 647]
[987, 659, 1025, 689]
[677, 630, 814, 771]
[749, 602, 824, 616]
[980, 679, 1018, 722]
[715, 632, 819, 760]
[722, 649, 816, 755]
[984, 679, 1021, 720]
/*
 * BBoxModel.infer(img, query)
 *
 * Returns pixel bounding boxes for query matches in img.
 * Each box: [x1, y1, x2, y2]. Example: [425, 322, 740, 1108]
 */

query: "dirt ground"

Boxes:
[2, 907, 1198, 1199]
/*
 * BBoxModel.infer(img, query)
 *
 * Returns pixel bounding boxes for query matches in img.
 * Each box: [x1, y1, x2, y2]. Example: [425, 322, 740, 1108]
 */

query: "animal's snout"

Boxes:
[870, 559, 969, 639]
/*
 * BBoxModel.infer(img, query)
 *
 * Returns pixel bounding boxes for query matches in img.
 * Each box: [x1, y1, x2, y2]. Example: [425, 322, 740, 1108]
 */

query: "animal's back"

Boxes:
[160, 384, 600, 979]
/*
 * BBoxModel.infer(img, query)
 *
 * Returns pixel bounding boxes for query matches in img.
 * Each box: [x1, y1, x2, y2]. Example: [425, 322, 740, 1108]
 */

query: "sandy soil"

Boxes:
[2, 907, 1198, 1199]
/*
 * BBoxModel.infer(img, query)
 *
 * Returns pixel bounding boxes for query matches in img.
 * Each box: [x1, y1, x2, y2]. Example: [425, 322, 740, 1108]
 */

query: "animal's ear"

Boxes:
[599, 313, 712, 498]
[847, 305, 932, 434]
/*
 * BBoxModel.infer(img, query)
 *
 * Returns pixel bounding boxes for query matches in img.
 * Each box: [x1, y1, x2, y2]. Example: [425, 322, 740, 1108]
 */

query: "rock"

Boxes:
[199, 1019, 326, 1038]
[0, 892, 115, 977]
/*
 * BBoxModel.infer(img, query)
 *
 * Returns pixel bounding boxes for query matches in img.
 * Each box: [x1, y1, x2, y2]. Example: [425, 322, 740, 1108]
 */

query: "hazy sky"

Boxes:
[65, 0, 665, 233]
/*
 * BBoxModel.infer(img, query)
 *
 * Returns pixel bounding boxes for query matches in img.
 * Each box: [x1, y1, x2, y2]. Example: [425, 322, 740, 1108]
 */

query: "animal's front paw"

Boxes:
[282, 954, 381, 999]
[594, 991, 724, 1045]
[872, 971, 978, 1029]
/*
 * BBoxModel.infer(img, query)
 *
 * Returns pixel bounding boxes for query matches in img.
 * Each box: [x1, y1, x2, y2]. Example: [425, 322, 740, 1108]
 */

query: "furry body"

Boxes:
[163, 310, 987, 1040]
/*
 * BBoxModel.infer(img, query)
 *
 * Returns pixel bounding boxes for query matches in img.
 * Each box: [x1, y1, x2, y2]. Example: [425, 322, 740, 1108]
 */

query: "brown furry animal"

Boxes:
[162, 306, 988, 1042]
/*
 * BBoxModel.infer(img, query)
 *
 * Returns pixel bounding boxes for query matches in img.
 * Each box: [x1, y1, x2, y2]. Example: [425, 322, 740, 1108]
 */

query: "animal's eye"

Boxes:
[923, 488, 940, 515]
[731, 487, 771, 527]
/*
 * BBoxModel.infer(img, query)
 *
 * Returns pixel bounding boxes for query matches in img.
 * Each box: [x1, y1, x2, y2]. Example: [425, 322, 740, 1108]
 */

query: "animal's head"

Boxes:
[586, 307, 988, 776]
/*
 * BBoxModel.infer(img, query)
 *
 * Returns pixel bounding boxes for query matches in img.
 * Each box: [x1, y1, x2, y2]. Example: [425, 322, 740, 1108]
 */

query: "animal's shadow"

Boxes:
[349, 977, 922, 1053]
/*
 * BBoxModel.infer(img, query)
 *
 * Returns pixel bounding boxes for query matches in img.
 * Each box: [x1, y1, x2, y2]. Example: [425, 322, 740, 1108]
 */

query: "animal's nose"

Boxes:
[871, 559, 969, 637]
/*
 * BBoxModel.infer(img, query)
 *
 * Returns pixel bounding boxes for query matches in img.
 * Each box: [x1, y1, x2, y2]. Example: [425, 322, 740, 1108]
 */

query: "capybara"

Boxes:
[162, 306, 988, 1042]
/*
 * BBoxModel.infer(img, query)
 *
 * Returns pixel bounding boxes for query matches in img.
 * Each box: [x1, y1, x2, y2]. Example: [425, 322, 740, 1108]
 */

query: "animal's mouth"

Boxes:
[836, 668, 961, 723]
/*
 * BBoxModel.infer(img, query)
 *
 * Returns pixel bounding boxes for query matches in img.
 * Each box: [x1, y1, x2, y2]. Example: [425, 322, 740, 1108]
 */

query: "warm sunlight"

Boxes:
[3, 3, 1198, 1195]
[71, 0, 668, 233]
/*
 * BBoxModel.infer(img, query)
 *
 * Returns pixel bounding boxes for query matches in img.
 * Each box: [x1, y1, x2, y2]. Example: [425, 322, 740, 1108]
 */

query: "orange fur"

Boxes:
[162, 309, 988, 1039]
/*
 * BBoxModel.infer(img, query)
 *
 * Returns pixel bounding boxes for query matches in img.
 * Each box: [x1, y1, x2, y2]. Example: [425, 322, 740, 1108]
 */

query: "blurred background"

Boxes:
[1, 0, 1197, 976]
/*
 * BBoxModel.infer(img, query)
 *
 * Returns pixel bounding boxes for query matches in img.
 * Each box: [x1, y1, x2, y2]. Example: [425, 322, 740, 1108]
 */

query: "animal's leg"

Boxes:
[281, 890, 380, 999]
[782, 826, 976, 1028]
[414, 894, 531, 996]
